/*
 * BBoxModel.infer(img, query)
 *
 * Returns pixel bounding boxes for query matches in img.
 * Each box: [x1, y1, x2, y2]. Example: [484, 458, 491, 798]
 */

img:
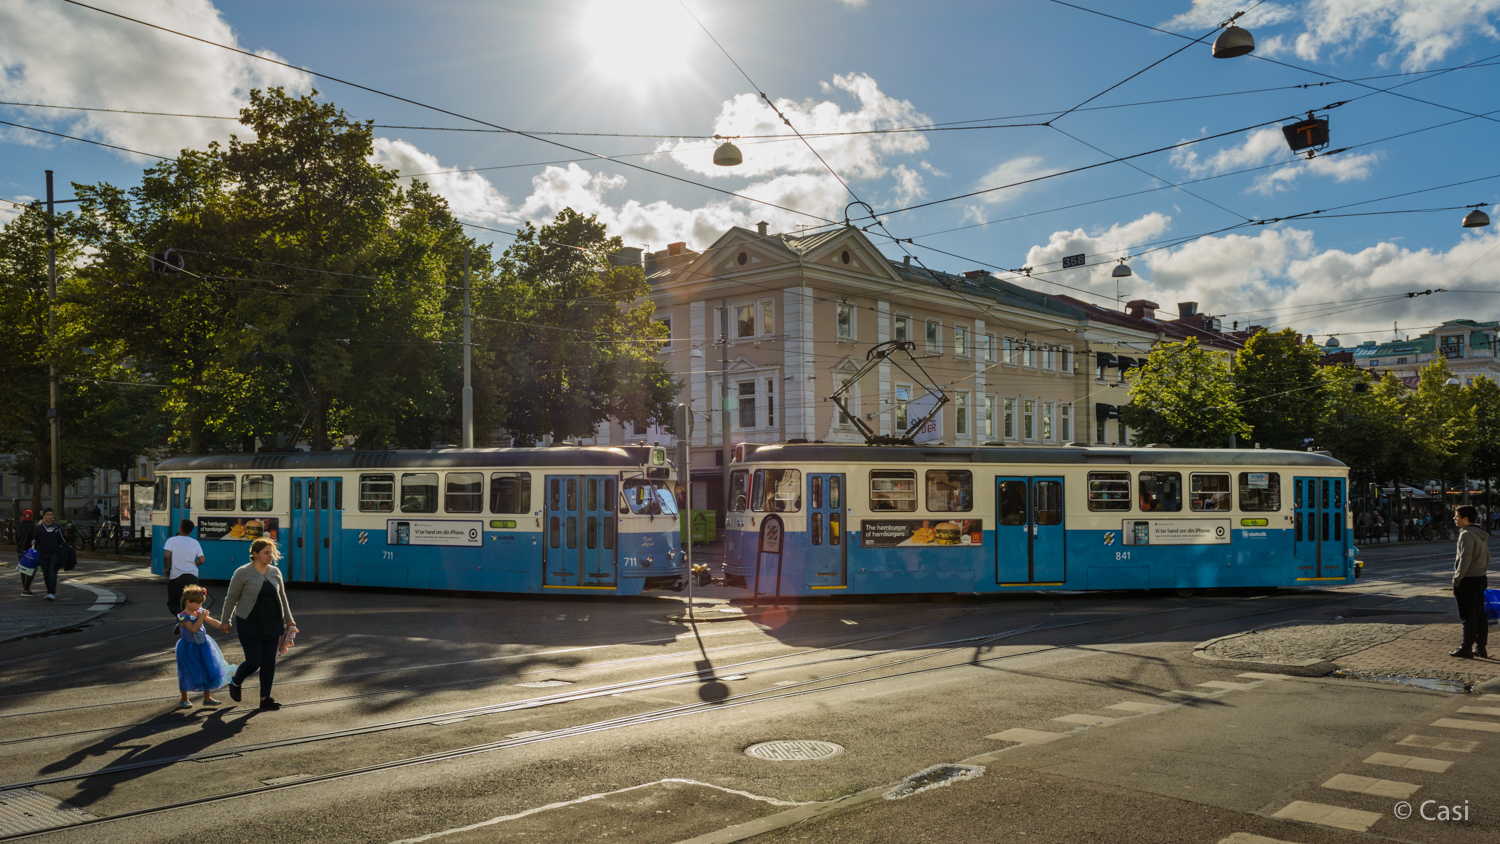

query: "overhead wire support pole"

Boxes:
[46, 170, 61, 518]
[720, 300, 730, 523]
[462, 246, 473, 449]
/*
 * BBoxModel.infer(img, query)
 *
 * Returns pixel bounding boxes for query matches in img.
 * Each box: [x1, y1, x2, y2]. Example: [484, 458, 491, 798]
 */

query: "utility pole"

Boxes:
[462, 245, 473, 448]
[46, 171, 61, 517]
[720, 299, 731, 517]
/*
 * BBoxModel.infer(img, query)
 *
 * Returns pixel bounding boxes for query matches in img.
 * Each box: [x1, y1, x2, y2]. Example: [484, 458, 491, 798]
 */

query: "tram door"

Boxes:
[544, 475, 617, 587]
[169, 478, 193, 537]
[290, 477, 343, 583]
[807, 473, 847, 588]
[1293, 476, 1346, 579]
[995, 476, 1066, 584]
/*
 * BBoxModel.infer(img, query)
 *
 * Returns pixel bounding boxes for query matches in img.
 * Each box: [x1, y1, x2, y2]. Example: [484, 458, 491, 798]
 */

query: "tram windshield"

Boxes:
[623, 478, 677, 516]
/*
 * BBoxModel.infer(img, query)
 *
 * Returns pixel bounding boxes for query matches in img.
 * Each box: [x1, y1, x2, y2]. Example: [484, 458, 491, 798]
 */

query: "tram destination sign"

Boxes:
[1121, 519, 1231, 545]
[387, 520, 483, 547]
[860, 519, 983, 547]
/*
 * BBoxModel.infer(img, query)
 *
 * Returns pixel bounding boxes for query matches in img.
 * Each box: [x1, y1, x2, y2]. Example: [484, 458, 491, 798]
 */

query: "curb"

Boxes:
[0, 581, 129, 645]
[1191, 618, 1341, 676]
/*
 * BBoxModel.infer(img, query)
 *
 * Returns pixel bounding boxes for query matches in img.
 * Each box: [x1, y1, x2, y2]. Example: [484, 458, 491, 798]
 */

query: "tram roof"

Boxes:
[155, 446, 659, 473]
[736, 443, 1346, 469]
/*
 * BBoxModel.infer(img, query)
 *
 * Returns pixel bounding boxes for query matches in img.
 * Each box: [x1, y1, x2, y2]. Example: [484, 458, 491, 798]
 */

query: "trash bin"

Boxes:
[691, 510, 715, 545]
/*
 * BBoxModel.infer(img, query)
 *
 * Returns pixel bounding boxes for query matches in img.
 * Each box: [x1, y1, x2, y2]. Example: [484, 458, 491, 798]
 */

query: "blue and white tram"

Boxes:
[149, 446, 685, 595]
[722, 443, 1356, 597]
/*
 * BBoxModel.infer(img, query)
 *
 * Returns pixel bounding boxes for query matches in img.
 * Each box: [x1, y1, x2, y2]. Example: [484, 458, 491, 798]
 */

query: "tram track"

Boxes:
[0, 590, 1357, 841]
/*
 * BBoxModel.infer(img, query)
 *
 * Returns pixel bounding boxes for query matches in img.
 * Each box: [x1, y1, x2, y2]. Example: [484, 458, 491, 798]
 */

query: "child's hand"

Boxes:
[220, 620, 232, 633]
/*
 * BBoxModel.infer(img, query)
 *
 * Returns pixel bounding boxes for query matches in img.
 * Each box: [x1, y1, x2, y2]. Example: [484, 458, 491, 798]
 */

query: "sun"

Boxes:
[578, 0, 700, 91]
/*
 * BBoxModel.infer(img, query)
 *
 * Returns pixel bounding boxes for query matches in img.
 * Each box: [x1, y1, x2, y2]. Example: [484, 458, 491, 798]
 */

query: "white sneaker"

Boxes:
[45, 594, 55, 601]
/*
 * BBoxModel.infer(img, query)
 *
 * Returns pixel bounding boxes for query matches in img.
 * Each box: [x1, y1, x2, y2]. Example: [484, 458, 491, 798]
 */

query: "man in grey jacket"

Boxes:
[1450, 505, 1490, 659]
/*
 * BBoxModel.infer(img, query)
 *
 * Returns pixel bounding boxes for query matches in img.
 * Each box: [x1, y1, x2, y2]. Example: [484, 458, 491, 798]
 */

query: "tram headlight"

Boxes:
[643, 554, 654, 567]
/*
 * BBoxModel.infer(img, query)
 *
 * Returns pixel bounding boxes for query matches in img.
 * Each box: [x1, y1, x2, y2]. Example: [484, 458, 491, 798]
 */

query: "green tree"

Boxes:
[491, 209, 678, 443]
[1404, 358, 1475, 486]
[1234, 328, 1329, 449]
[1120, 339, 1249, 448]
[1316, 366, 1406, 493]
[1464, 375, 1500, 508]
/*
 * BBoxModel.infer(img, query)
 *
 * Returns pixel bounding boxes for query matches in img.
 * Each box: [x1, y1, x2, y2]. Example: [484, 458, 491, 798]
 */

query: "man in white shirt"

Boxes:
[163, 519, 206, 616]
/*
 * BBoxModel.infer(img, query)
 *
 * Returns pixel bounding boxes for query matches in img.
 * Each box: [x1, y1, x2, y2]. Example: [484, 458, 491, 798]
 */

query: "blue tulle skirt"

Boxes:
[176, 634, 235, 693]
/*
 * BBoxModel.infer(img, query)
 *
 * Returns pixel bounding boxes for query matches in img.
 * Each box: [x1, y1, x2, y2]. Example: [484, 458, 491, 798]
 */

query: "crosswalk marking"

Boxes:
[1197, 681, 1253, 690]
[1272, 801, 1382, 832]
[1216, 835, 1297, 844]
[1105, 701, 1162, 713]
[1159, 690, 1213, 700]
[985, 728, 1064, 743]
[1456, 705, 1500, 717]
[1397, 735, 1478, 752]
[1364, 752, 1453, 773]
[1053, 714, 1116, 727]
[1431, 718, 1500, 733]
[1321, 773, 1420, 799]
[1235, 672, 1292, 681]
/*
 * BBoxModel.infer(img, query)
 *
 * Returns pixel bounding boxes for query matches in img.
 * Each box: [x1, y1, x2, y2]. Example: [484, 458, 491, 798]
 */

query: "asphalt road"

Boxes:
[0, 545, 1494, 844]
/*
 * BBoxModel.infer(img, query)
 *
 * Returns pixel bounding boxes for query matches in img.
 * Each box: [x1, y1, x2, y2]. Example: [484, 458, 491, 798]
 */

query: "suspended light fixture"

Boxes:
[1462, 205, 1491, 228]
[1212, 11, 1255, 58]
[712, 136, 742, 167]
[1111, 258, 1133, 278]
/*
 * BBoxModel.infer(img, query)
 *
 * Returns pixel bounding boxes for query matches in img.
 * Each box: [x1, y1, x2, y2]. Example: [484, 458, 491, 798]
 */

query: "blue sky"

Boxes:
[3, 0, 1499, 346]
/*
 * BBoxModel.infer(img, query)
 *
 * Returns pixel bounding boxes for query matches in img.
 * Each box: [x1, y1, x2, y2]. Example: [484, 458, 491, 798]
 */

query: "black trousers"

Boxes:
[36, 550, 59, 595]
[1454, 576, 1489, 651]
[167, 573, 199, 615]
[233, 631, 279, 699]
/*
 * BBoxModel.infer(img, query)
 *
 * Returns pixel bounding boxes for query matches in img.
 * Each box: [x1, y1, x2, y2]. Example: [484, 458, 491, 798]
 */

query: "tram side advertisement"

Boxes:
[387, 520, 483, 547]
[861, 519, 983, 547]
[197, 517, 279, 542]
[1121, 519, 1231, 545]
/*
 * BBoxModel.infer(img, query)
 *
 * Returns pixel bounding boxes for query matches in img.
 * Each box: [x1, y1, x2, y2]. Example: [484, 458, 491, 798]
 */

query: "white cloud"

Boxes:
[0, 197, 31, 229]
[889, 164, 925, 206]
[371, 139, 518, 225]
[0, 0, 311, 159]
[971, 156, 1066, 206]
[1166, 0, 1500, 71]
[1170, 127, 1380, 194]
[1024, 212, 1174, 286]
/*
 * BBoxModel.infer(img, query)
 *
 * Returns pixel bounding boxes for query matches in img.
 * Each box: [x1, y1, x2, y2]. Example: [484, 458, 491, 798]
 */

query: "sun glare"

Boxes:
[579, 0, 699, 90]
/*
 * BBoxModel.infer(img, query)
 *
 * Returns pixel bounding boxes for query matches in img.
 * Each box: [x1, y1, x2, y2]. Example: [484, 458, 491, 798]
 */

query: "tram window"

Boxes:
[998, 481, 1027, 525]
[153, 476, 168, 511]
[870, 470, 917, 512]
[926, 470, 973, 512]
[1295, 512, 1303, 542]
[586, 516, 598, 549]
[811, 512, 823, 545]
[489, 473, 531, 514]
[1137, 472, 1181, 512]
[205, 475, 236, 511]
[603, 516, 615, 550]
[1321, 480, 1330, 509]
[1034, 481, 1063, 526]
[566, 479, 577, 511]
[587, 479, 598, 511]
[359, 474, 394, 512]
[810, 476, 823, 509]
[1294, 480, 1303, 509]
[1238, 472, 1281, 512]
[400, 473, 439, 513]
[729, 470, 749, 512]
[241, 475, 273, 512]
[444, 472, 484, 513]
[829, 476, 841, 509]
[549, 516, 560, 548]
[550, 479, 560, 511]
[1190, 474, 1231, 511]
[1086, 472, 1131, 511]
[605, 479, 616, 514]
[753, 469, 802, 512]
[566, 516, 577, 549]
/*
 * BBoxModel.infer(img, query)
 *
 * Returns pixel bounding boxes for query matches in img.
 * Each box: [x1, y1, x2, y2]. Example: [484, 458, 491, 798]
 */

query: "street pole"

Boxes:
[675, 403, 692, 616]
[720, 299, 731, 518]
[462, 245, 473, 449]
[46, 171, 61, 517]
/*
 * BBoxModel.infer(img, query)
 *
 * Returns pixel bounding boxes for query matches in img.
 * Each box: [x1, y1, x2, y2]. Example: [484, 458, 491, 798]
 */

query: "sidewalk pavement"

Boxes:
[0, 562, 128, 644]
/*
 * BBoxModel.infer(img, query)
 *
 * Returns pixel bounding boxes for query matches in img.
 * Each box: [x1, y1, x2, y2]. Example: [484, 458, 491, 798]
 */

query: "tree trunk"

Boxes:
[30, 443, 45, 515]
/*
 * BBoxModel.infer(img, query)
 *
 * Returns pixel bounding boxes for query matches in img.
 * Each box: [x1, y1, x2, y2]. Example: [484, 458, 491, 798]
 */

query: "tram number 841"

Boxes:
[1115, 551, 1132, 561]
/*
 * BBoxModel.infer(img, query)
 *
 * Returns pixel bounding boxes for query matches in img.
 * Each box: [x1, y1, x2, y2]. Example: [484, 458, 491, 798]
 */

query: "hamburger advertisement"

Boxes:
[197, 517, 279, 542]
[860, 519, 983, 548]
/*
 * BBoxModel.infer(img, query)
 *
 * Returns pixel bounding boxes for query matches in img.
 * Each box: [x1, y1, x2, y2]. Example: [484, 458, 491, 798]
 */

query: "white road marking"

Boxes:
[1363, 752, 1452, 773]
[1104, 702, 1163, 713]
[985, 728, 1064, 743]
[1053, 714, 1116, 727]
[1431, 718, 1500, 733]
[1397, 735, 1478, 752]
[1322, 773, 1420, 799]
[1271, 800, 1382, 832]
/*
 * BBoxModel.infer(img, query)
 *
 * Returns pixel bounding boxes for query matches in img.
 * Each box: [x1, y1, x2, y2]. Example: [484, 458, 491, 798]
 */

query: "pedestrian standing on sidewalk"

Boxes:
[30, 508, 66, 601]
[1450, 505, 1490, 660]
[219, 537, 297, 711]
[16, 509, 36, 595]
[163, 520, 206, 618]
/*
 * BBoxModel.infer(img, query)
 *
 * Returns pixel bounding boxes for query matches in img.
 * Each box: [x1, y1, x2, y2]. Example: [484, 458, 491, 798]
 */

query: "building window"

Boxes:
[1023, 342, 1036, 368]
[654, 315, 671, 350]
[984, 395, 996, 438]
[837, 303, 855, 340]
[1042, 345, 1055, 371]
[1003, 397, 1016, 440]
[1369, 359, 1381, 366]
[241, 474, 274, 512]
[761, 300, 775, 337]
[359, 474, 395, 512]
[1061, 346, 1072, 374]
[925, 320, 941, 354]
[735, 304, 756, 339]
[1396, 357, 1408, 365]
[1023, 398, 1036, 441]
[983, 333, 996, 363]
[1097, 417, 1106, 444]
[895, 384, 911, 430]
[1003, 336, 1017, 365]
[894, 313, 910, 344]
[955, 392, 969, 435]
[204, 475, 235, 511]
[738, 380, 757, 429]
[1060, 404, 1072, 443]
[1042, 401, 1054, 442]
[954, 324, 969, 359]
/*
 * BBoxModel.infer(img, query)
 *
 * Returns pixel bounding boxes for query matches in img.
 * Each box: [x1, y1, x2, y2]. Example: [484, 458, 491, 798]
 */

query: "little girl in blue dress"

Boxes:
[175, 584, 235, 709]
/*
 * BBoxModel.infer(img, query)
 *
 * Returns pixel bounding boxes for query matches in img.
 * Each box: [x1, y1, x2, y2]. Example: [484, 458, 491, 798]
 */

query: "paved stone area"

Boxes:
[0, 566, 127, 643]
[1200, 622, 1413, 665]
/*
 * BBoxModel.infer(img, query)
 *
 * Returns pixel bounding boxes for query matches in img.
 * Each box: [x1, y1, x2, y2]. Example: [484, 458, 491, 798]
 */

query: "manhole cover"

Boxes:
[0, 788, 97, 835]
[745, 740, 844, 761]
